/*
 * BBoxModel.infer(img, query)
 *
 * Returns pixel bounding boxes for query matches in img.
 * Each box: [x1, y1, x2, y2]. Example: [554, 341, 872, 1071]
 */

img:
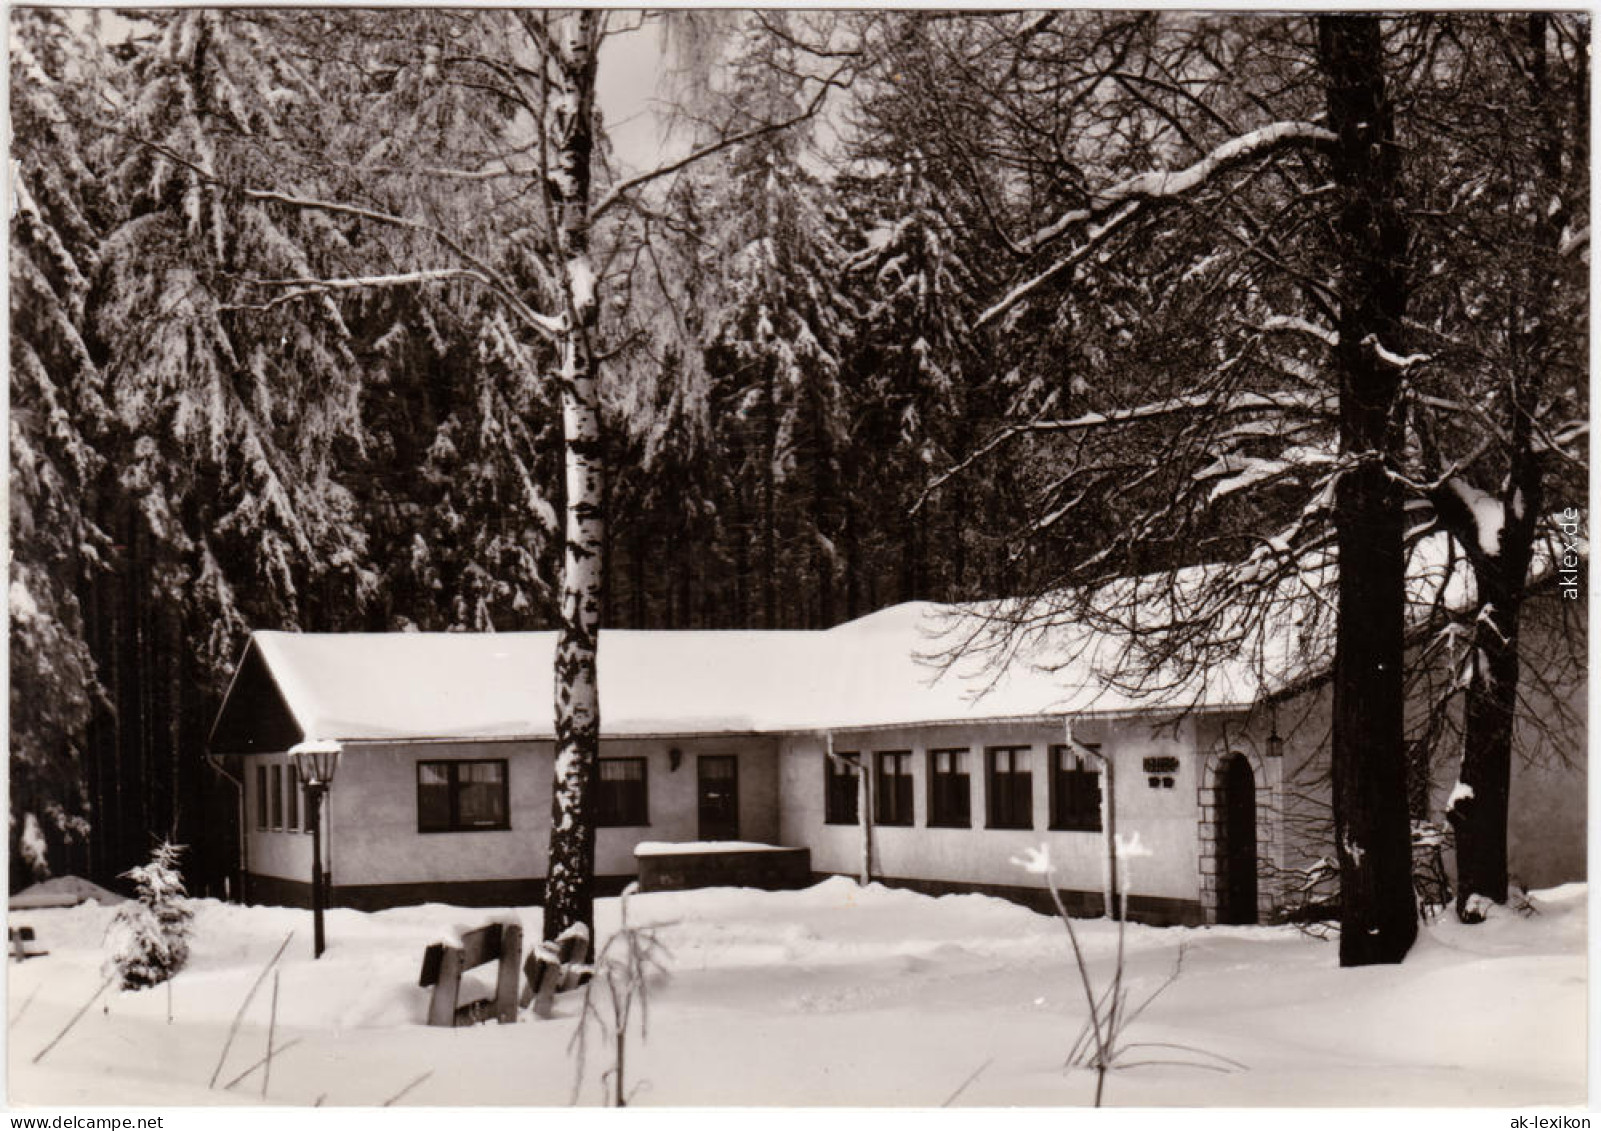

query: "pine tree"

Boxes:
[102, 9, 377, 654]
[837, 156, 995, 607]
[50, 10, 388, 884]
[8, 10, 118, 884]
[106, 841, 195, 990]
[700, 59, 855, 627]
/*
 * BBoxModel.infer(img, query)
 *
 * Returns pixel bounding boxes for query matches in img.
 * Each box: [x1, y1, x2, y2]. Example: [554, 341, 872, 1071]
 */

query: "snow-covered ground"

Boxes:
[6, 878, 1587, 1107]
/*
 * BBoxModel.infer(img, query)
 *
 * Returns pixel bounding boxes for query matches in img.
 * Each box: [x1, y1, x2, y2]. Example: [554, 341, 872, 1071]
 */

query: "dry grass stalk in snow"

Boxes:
[207, 930, 293, 1088]
[1015, 841, 1245, 1105]
[30, 976, 111, 1065]
[568, 884, 672, 1106]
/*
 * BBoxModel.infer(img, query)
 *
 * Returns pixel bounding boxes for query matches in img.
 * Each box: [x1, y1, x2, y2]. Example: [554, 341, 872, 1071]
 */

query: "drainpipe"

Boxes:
[860, 747, 874, 886]
[323, 769, 335, 907]
[204, 749, 246, 903]
[1067, 718, 1117, 920]
[825, 731, 872, 885]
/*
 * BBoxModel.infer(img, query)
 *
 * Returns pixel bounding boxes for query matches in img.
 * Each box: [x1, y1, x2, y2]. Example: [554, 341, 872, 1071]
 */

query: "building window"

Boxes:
[256, 765, 268, 830]
[986, 746, 1033, 830]
[1050, 745, 1103, 832]
[825, 752, 860, 825]
[417, 760, 510, 833]
[928, 748, 971, 828]
[874, 751, 914, 827]
[285, 765, 299, 832]
[270, 765, 284, 830]
[597, 758, 649, 827]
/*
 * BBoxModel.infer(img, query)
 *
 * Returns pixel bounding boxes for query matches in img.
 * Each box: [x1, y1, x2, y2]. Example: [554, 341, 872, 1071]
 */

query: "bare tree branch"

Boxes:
[592, 62, 855, 222]
[110, 127, 565, 341]
[912, 390, 1331, 514]
[219, 268, 502, 313]
[977, 121, 1336, 328]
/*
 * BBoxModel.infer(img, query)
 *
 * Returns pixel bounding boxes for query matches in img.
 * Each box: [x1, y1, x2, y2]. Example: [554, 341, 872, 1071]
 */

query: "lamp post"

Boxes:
[289, 739, 341, 959]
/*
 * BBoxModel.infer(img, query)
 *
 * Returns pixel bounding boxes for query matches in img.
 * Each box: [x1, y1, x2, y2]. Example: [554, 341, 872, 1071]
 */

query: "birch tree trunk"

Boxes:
[1319, 13, 1418, 966]
[542, 9, 606, 945]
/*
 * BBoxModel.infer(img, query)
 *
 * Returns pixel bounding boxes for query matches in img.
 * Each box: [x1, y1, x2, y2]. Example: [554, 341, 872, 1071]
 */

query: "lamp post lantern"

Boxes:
[289, 739, 341, 958]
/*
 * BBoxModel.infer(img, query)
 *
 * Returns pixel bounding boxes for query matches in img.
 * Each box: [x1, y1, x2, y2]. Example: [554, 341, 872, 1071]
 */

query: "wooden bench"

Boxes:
[417, 921, 522, 1027]
[523, 923, 591, 1019]
[9, 925, 47, 962]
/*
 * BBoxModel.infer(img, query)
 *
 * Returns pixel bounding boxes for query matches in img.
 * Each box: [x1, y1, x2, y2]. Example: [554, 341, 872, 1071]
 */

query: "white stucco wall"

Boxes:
[325, 740, 550, 888]
[246, 736, 780, 888]
[1264, 592, 1588, 897]
[243, 753, 315, 883]
[776, 717, 1207, 903]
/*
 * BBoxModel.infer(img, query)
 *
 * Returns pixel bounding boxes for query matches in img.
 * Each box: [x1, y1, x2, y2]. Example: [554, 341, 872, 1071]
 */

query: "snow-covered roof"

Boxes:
[211, 599, 1268, 751]
[210, 526, 1568, 751]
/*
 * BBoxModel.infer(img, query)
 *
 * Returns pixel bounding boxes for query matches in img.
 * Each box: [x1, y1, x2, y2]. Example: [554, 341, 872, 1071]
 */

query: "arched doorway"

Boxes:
[1216, 753, 1258, 925]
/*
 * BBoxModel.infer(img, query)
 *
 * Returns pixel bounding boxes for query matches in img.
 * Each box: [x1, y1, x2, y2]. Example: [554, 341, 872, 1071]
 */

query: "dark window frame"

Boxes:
[285, 763, 300, 832]
[596, 756, 651, 828]
[825, 751, 861, 825]
[270, 764, 284, 830]
[986, 745, 1034, 830]
[927, 748, 972, 829]
[416, 759, 511, 834]
[256, 764, 269, 830]
[1049, 744, 1103, 832]
[874, 750, 914, 827]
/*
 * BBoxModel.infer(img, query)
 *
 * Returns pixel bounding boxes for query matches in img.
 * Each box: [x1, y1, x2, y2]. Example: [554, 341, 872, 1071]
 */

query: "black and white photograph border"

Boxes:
[6, 3, 1590, 1115]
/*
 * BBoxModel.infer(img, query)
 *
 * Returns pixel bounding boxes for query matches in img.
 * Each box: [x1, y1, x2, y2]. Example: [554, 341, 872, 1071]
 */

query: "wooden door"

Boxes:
[697, 755, 740, 841]
[1217, 754, 1259, 925]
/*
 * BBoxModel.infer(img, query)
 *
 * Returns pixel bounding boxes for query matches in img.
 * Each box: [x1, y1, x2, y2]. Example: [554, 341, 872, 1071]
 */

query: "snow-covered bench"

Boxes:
[418, 920, 522, 1027]
[9, 925, 48, 962]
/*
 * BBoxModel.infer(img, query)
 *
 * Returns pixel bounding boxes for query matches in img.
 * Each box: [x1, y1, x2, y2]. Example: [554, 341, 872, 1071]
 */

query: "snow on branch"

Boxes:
[977, 203, 1140, 329]
[223, 269, 513, 314]
[1024, 121, 1335, 252]
[1532, 419, 1589, 463]
[1261, 315, 1338, 348]
[1362, 334, 1429, 371]
[1445, 478, 1505, 559]
[978, 121, 1334, 330]
[912, 390, 1329, 514]
[1028, 390, 1327, 433]
[111, 127, 564, 342]
[235, 187, 563, 341]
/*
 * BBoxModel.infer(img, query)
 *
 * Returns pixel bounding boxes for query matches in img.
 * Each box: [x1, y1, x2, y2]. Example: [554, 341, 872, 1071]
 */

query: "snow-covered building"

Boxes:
[208, 575, 1585, 926]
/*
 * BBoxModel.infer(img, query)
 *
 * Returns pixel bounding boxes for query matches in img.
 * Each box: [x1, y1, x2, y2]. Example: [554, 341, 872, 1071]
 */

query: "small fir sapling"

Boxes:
[105, 841, 194, 990]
